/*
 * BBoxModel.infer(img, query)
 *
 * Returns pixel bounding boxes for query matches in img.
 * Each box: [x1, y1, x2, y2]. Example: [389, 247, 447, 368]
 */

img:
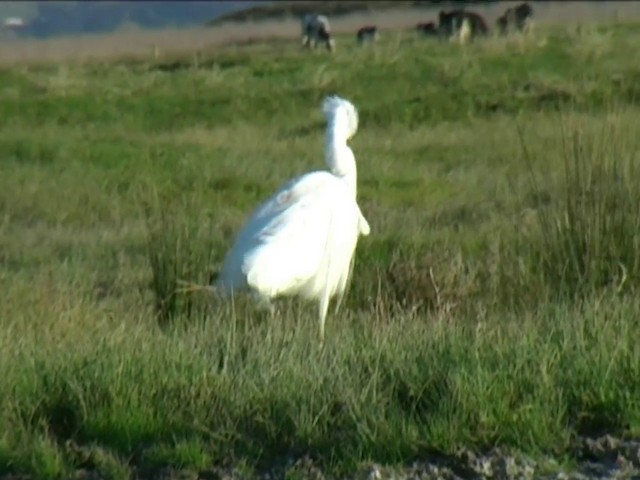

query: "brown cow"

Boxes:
[357, 25, 379, 45]
[416, 21, 439, 38]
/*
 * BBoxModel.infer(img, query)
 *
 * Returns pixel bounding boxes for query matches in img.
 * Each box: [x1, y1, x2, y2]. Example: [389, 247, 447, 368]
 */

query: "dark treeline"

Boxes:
[17, 1, 255, 39]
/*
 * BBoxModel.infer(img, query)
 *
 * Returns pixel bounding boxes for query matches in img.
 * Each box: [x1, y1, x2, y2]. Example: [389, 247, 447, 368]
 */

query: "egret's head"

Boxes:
[322, 95, 359, 142]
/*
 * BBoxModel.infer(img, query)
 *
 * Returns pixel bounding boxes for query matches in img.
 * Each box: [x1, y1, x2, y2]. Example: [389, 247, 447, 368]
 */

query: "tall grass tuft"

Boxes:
[519, 113, 640, 300]
[144, 194, 217, 326]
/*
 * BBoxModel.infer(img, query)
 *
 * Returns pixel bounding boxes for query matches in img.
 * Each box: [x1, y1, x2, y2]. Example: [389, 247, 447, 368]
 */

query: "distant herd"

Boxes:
[301, 2, 534, 51]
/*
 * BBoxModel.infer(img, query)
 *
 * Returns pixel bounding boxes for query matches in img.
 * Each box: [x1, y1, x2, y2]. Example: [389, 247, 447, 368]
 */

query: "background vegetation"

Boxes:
[1, 21, 640, 478]
[0, 1, 249, 39]
[207, 1, 441, 26]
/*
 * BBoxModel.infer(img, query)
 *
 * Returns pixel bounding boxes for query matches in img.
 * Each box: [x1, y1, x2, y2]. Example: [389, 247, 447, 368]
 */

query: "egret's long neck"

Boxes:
[325, 124, 357, 198]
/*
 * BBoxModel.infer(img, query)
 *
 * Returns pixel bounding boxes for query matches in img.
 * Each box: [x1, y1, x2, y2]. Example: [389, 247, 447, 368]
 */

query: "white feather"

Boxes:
[216, 96, 370, 341]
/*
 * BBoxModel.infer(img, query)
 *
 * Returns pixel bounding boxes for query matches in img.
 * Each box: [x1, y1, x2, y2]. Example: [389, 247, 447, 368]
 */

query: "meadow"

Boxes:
[1, 21, 640, 479]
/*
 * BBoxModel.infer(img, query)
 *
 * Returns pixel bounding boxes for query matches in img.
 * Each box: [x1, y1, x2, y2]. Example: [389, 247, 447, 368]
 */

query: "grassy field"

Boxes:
[1, 21, 640, 479]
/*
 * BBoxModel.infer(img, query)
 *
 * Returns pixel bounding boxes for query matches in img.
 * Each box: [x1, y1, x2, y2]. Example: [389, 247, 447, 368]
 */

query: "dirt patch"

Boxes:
[1, 1, 640, 66]
[1, 434, 637, 479]
[140, 435, 640, 479]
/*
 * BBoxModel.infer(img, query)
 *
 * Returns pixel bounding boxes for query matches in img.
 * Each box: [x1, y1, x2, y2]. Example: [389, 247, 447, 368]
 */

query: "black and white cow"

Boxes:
[301, 14, 335, 52]
[438, 9, 489, 42]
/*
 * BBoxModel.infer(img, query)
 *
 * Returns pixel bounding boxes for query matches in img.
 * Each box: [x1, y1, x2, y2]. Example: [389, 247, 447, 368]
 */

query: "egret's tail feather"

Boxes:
[357, 209, 371, 236]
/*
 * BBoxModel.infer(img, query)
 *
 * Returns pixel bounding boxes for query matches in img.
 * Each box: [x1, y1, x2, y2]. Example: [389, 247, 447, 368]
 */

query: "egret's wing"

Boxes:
[236, 172, 337, 297]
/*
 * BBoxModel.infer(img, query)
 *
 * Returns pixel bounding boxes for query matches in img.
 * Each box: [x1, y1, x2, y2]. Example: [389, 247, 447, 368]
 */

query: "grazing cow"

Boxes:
[357, 25, 378, 45]
[497, 2, 534, 35]
[416, 21, 439, 38]
[301, 13, 335, 52]
[438, 9, 489, 41]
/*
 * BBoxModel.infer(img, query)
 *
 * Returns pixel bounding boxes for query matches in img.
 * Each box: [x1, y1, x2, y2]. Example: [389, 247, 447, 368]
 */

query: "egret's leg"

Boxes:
[264, 301, 277, 318]
[334, 291, 344, 315]
[318, 288, 332, 343]
[251, 293, 279, 339]
[253, 292, 276, 316]
[334, 257, 355, 314]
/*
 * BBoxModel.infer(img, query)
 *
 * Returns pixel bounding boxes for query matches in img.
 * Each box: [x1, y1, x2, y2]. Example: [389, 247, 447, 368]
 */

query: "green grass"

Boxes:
[1, 25, 640, 478]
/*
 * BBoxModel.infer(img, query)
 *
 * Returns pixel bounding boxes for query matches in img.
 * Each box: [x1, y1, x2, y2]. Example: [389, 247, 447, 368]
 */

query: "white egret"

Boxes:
[216, 95, 370, 341]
